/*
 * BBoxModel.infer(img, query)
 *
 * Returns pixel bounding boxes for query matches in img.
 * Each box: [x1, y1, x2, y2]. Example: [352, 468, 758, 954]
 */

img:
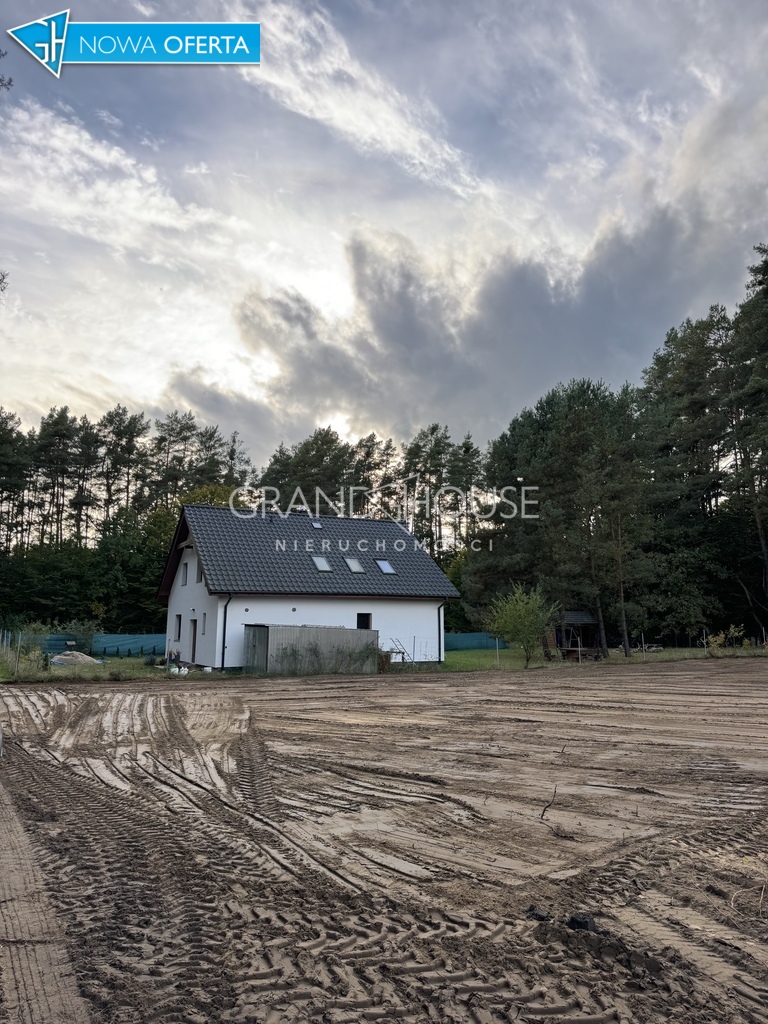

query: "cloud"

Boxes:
[222, 198, 763, 462]
[2, 0, 768, 470]
[153, 368, 284, 461]
[96, 109, 123, 131]
[0, 101, 243, 269]
[183, 162, 211, 175]
[234, 0, 489, 199]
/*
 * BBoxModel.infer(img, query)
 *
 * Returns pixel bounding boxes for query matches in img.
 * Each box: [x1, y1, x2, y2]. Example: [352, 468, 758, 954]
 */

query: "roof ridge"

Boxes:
[184, 504, 412, 527]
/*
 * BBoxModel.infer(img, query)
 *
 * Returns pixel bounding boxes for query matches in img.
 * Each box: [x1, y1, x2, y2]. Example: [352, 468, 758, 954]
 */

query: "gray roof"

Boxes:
[563, 610, 598, 626]
[158, 505, 459, 602]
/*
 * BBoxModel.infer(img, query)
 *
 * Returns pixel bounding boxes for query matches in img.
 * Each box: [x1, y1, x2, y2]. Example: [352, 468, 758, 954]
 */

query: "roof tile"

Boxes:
[181, 506, 459, 599]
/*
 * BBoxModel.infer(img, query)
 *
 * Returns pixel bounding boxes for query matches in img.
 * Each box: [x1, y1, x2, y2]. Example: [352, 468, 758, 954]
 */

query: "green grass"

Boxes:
[49, 660, 162, 681]
[4, 645, 765, 684]
[438, 645, 768, 672]
[3, 655, 214, 684]
[441, 648, 530, 671]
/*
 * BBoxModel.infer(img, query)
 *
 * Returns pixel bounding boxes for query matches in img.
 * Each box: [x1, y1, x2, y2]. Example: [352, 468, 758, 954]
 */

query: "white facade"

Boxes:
[165, 543, 446, 668]
[165, 543, 220, 667]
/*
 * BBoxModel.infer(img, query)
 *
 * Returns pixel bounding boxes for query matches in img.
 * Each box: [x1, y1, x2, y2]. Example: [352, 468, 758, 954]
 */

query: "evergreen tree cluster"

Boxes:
[1, 247, 767, 642]
[0, 408, 251, 630]
[469, 246, 768, 645]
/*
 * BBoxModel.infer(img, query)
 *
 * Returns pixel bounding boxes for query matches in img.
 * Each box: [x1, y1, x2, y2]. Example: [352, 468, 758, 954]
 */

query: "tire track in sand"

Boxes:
[0, 770, 93, 1024]
[1, 742, 632, 1024]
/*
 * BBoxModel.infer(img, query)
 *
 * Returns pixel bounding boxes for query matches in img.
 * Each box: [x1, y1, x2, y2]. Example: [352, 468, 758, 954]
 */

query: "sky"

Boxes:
[1, 0, 767, 466]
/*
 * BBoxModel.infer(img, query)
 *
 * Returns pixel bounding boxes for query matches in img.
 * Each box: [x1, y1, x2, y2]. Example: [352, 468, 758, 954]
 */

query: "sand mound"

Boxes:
[51, 651, 99, 665]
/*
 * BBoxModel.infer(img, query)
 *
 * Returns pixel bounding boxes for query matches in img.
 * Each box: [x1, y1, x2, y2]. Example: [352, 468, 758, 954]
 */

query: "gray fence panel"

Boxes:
[245, 624, 379, 676]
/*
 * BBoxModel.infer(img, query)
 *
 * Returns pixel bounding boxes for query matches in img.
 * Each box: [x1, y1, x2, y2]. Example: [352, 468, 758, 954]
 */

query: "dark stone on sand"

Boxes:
[566, 912, 597, 932]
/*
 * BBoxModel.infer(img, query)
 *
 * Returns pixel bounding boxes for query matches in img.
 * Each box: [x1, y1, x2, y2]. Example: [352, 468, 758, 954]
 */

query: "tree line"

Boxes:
[469, 245, 768, 649]
[1, 246, 766, 644]
[0, 407, 256, 631]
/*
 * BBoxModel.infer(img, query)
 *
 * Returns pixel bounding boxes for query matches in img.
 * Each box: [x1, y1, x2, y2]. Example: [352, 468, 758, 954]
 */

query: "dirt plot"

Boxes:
[2, 661, 768, 1023]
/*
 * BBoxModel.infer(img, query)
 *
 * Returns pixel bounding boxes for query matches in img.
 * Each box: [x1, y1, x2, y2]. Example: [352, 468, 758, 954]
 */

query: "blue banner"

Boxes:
[8, 11, 260, 77]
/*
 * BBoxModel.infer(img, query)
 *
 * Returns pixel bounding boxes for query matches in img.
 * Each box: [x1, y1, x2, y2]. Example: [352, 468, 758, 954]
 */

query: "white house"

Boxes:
[157, 505, 459, 669]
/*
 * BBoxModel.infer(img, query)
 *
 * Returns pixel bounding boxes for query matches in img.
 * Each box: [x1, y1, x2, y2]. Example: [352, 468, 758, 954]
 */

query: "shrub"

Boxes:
[708, 624, 745, 652]
[487, 585, 558, 669]
[60, 618, 100, 653]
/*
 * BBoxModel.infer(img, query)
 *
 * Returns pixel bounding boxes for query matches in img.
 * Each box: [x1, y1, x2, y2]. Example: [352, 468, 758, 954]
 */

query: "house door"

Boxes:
[190, 619, 197, 664]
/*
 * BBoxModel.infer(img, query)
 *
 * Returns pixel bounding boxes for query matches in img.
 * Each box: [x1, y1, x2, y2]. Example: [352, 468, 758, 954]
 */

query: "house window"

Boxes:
[196, 559, 203, 583]
[312, 555, 332, 571]
[375, 559, 396, 574]
[357, 613, 372, 629]
[345, 557, 365, 573]
[181, 562, 188, 585]
[174, 614, 182, 641]
[201, 612, 206, 635]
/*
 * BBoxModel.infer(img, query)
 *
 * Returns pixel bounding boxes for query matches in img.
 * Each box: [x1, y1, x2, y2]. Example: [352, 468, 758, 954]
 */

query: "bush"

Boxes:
[13, 617, 101, 656]
[60, 618, 100, 653]
[487, 585, 558, 668]
[708, 624, 745, 653]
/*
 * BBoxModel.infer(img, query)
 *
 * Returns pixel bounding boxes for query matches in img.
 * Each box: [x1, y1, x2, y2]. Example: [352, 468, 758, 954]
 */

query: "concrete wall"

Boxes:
[244, 624, 379, 675]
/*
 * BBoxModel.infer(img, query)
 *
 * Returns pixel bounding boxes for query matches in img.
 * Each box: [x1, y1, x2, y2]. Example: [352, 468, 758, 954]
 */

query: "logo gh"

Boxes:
[8, 10, 70, 77]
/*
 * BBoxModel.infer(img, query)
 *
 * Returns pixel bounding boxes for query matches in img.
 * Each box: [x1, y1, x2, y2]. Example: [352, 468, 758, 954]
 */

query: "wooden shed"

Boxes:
[544, 610, 601, 661]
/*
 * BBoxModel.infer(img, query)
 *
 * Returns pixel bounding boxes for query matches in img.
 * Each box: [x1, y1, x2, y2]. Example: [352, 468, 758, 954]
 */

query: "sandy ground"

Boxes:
[1, 660, 768, 1023]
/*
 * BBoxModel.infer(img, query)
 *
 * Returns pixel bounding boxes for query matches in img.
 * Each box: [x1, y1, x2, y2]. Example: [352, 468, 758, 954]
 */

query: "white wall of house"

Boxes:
[218, 594, 445, 668]
[164, 544, 220, 666]
[166, 549, 448, 668]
